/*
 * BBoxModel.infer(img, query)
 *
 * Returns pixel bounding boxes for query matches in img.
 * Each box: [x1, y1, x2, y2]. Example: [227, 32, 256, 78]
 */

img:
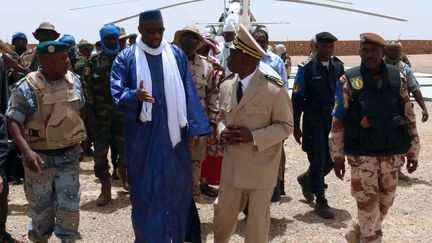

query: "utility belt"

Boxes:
[304, 102, 334, 114]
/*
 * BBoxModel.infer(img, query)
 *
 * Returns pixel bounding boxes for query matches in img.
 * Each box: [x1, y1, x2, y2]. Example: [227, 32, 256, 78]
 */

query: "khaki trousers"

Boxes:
[213, 182, 273, 243]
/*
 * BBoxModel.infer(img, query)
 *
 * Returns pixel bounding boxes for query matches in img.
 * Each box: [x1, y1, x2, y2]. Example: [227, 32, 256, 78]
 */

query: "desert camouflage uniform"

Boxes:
[18, 48, 39, 72]
[188, 54, 218, 197]
[6, 73, 85, 242]
[329, 73, 420, 243]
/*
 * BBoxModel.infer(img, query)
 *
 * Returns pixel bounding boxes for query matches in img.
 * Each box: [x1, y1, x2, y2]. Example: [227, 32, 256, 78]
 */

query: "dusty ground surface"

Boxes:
[6, 55, 432, 242]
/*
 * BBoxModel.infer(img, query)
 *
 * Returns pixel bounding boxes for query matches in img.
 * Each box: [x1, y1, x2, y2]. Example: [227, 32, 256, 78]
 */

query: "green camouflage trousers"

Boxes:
[349, 155, 404, 243]
[23, 145, 81, 242]
[93, 108, 125, 178]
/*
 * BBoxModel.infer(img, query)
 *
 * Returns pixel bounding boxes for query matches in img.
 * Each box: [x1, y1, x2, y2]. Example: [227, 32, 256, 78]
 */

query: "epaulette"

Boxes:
[332, 56, 344, 64]
[265, 75, 284, 87]
[299, 58, 312, 67]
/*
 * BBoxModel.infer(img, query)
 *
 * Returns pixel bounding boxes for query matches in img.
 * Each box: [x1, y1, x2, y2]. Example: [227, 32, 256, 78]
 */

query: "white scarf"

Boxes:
[135, 37, 188, 147]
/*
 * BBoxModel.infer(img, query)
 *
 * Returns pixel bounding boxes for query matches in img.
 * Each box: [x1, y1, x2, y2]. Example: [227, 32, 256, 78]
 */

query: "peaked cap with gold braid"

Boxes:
[231, 24, 267, 60]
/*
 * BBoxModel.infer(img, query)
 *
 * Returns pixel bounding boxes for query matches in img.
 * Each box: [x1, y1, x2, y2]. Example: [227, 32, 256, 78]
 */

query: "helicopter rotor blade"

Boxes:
[325, 0, 353, 5]
[70, 0, 141, 11]
[108, 0, 205, 24]
[275, 0, 407, 22]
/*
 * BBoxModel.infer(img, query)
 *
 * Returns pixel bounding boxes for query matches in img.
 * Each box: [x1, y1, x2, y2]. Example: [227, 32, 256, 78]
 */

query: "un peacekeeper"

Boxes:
[291, 31, 344, 219]
[59, 34, 78, 69]
[7, 41, 87, 243]
[384, 41, 428, 122]
[87, 24, 127, 206]
[173, 26, 218, 200]
[12, 32, 28, 56]
[213, 24, 293, 243]
[19, 22, 60, 71]
[329, 33, 420, 242]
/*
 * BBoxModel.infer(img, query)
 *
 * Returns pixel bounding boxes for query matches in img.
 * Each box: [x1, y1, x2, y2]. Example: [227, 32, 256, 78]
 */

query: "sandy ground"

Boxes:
[5, 55, 432, 242]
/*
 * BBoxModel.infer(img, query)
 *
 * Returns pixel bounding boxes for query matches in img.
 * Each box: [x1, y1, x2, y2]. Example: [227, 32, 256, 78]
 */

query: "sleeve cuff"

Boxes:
[6, 110, 26, 125]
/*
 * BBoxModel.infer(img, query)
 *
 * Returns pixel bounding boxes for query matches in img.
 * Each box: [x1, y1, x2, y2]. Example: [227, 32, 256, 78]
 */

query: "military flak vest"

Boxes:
[343, 64, 411, 156]
[24, 71, 87, 150]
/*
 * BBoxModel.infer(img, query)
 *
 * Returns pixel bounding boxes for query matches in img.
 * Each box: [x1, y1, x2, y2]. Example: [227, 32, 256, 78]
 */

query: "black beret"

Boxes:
[315, 32, 338, 43]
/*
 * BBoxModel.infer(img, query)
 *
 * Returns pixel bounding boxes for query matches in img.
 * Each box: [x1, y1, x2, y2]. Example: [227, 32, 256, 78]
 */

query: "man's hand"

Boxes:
[234, 126, 253, 143]
[138, 80, 155, 103]
[0, 177, 3, 193]
[189, 136, 200, 149]
[221, 125, 253, 145]
[22, 149, 44, 173]
[221, 125, 239, 145]
[422, 109, 429, 123]
[406, 159, 418, 174]
[334, 162, 345, 180]
[294, 128, 302, 145]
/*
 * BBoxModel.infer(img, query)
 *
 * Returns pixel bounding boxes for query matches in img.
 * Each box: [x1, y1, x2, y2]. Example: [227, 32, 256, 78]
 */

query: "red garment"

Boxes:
[201, 127, 223, 185]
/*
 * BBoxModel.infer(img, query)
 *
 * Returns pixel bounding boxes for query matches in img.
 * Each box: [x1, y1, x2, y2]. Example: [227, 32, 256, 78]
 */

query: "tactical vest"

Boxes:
[343, 65, 411, 156]
[24, 71, 87, 150]
[303, 58, 343, 114]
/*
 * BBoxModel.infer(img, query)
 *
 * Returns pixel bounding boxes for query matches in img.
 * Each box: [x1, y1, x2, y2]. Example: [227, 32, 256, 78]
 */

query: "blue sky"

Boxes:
[1, 0, 430, 43]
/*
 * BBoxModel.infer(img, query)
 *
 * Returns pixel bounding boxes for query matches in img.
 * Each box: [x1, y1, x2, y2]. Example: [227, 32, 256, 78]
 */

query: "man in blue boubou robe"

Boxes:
[110, 10, 210, 243]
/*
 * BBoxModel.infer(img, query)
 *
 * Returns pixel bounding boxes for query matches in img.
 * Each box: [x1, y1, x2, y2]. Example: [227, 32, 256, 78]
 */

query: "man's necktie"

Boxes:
[237, 81, 243, 104]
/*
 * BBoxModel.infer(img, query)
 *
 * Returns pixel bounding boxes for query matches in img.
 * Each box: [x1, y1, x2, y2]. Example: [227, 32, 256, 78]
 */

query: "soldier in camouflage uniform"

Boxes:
[18, 22, 60, 72]
[74, 40, 95, 158]
[384, 41, 428, 122]
[7, 41, 86, 243]
[329, 33, 420, 243]
[87, 24, 127, 206]
[174, 26, 218, 199]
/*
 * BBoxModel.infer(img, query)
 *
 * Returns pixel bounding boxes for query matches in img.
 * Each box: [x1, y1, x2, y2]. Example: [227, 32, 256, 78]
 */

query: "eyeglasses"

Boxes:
[144, 27, 165, 35]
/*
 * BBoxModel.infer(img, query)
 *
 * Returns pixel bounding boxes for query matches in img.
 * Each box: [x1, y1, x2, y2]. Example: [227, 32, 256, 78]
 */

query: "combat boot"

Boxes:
[297, 172, 314, 203]
[96, 176, 112, 206]
[116, 167, 128, 191]
[315, 191, 335, 219]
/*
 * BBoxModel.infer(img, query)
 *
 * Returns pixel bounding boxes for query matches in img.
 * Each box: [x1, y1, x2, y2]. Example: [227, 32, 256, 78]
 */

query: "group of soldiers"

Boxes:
[0, 10, 425, 243]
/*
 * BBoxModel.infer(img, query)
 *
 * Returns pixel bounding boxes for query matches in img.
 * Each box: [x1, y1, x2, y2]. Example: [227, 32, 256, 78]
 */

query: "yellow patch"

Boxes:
[294, 83, 302, 93]
[350, 77, 363, 90]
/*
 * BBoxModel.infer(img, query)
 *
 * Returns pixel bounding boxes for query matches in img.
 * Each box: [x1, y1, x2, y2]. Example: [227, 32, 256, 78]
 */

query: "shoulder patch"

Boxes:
[265, 75, 284, 87]
[349, 76, 363, 90]
[299, 58, 311, 67]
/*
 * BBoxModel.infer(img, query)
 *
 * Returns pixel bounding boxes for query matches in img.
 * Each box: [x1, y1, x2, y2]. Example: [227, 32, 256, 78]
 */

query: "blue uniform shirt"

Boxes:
[261, 49, 288, 85]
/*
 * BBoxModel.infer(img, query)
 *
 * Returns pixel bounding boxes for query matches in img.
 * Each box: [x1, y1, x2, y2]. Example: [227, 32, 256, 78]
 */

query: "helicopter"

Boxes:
[70, 0, 407, 35]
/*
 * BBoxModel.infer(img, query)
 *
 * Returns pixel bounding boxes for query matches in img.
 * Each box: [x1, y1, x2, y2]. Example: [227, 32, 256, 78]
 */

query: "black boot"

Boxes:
[315, 191, 335, 219]
[297, 172, 314, 203]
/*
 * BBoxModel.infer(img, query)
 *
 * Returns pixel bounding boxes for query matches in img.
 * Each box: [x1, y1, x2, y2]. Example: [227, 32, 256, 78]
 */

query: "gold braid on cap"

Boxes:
[233, 37, 262, 59]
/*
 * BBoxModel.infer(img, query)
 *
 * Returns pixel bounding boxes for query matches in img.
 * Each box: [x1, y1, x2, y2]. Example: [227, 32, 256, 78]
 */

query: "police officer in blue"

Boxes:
[292, 32, 344, 219]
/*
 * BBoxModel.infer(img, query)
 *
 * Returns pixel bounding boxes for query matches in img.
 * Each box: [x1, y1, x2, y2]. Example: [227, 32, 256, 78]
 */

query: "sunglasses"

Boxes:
[144, 27, 165, 35]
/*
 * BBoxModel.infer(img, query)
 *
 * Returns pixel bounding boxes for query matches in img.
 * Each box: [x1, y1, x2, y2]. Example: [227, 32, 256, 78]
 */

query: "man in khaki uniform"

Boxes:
[213, 24, 293, 243]
[329, 33, 420, 243]
[173, 26, 218, 199]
